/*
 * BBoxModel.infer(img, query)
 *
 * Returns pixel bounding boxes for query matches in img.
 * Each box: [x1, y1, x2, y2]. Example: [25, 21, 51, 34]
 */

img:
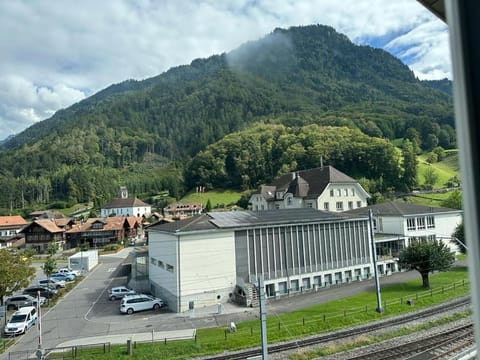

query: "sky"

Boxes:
[0, 0, 450, 141]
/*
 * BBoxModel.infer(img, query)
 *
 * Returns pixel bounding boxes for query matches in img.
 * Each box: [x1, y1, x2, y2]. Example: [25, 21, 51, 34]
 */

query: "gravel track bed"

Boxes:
[269, 301, 472, 360]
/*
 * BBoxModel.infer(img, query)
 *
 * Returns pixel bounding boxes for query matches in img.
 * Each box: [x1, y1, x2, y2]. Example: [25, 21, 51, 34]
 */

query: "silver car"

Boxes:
[5, 295, 46, 311]
[108, 286, 136, 301]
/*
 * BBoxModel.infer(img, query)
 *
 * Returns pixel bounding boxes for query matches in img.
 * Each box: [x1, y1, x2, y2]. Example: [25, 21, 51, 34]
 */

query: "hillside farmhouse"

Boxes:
[147, 209, 372, 312]
[101, 186, 151, 218]
[249, 166, 370, 212]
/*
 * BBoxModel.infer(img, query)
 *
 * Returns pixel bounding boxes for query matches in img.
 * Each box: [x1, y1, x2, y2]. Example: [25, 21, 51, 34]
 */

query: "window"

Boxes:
[427, 216, 435, 228]
[344, 188, 348, 196]
[324, 202, 329, 211]
[150, 257, 157, 266]
[351, 188, 355, 196]
[372, 218, 377, 230]
[330, 189, 334, 197]
[348, 201, 353, 210]
[166, 264, 174, 272]
[158, 260, 164, 268]
[275, 204, 280, 209]
[357, 201, 362, 208]
[336, 201, 343, 210]
[407, 218, 416, 230]
[307, 202, 313, 208]
[287, 196, 293, 205]
[417, 217, 426, 230]
[336, 189, 342, 196]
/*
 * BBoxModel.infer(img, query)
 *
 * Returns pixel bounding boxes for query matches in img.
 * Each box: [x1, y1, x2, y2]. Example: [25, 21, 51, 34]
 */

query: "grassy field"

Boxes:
[180, 189, 243, 209]
[71, 267, 470, 360]
[417, 150, 459, 188]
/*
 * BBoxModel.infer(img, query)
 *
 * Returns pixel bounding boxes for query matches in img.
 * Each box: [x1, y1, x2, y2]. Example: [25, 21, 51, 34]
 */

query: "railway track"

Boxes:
[348, 323, 474, 360]
[202, 296, 471, 360]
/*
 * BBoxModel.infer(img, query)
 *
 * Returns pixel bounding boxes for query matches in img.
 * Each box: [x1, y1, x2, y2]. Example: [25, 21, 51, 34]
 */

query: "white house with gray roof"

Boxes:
[249, 166, 370, 212]
[346, 201, 463, 273]
[101, 187, 151, 218]
[147, 208, 372, 312]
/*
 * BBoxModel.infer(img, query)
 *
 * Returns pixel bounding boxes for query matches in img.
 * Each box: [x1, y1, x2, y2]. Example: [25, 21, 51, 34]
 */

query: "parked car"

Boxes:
[108, 286, 136, 301]
[5, 295, 46, 310]
[38, 278, 66, 289]
[120, 294, 165, 314]
[4, 306, 37, 336]
[58, 267, 81, 277]
[50, 272, 75, 282]
[23, 286, 57, 299]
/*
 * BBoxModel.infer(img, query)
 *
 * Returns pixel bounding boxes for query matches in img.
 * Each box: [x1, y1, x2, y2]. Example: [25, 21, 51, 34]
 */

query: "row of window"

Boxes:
[151, 257, 174, 273]
[324, 201, 362, 211]
[406, 216, 435, 231]
[330, 188, 355, 197]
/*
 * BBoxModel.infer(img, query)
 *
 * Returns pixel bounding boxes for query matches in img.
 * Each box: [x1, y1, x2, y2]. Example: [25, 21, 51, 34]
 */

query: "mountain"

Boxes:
[0, 24, 454, 212]
[422, 78, 453, 96]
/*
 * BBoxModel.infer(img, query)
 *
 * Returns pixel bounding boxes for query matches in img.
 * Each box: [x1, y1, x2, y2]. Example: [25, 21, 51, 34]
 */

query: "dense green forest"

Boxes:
[0, 24, 454, 214]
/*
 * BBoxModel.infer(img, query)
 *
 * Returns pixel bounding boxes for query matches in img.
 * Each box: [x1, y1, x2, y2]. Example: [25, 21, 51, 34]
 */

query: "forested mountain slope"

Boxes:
[0, 24, 454, 212]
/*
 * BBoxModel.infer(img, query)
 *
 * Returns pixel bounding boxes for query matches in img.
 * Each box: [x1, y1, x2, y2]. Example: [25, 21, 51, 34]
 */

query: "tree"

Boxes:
[423, 167, 439, 189]
[441, 190, 463, 210]
[401, 140, 418, 191]
[42, 243, 58, 279]
[398, 240, 455, 288]
[0, 249, 36, 306]
[205, 199, 212, 212]
[452, 222, 466, 254]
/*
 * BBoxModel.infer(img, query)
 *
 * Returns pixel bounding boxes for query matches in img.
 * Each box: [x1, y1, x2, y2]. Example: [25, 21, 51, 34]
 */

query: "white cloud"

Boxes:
[0, 0, 451, 140]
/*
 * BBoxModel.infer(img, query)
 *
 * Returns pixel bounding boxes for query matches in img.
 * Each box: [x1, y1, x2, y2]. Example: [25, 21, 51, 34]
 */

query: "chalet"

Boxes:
[0, 215, 28, 249]
[20, 219, 65, 252]
[65, 216, 142, 248]
[100, 187, 151, 218]
[163, 203, 203, 218]
[249, 166, 370, 212]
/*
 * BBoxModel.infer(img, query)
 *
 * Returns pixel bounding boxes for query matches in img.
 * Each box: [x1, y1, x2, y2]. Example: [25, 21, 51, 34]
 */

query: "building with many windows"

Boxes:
[147, 208, 372, 312]
[249, 166, 370, 212]
[346, 201, 463, 273]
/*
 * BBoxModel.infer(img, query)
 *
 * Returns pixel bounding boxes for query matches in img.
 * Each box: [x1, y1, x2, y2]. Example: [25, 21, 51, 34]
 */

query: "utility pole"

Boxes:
[368, 209, 383, 313]
[258, 275, 269, 360]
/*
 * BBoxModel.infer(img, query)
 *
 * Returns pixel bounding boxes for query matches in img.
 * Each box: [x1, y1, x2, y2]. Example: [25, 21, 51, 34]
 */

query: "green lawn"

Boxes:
[180, 189, 243, 209]
[417, 151, 459, 188]
[70, 267, 470, 360]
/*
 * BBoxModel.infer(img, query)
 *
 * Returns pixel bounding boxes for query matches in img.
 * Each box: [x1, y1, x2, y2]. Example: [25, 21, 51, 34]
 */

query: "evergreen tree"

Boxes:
[401, 139, 418, 191]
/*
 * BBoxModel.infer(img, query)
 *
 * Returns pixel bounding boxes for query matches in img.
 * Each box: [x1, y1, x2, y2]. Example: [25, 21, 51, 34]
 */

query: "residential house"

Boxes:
[65, 217, 134, 248]
[249, 166, 370, 212]
[345, 201, 463, 274]
[163, 203, 203, 218]
[20, 219, 65, 252]
[0, 215, 28, 249]
[100, 187, 151, 218]
[147, 208, 372, 312]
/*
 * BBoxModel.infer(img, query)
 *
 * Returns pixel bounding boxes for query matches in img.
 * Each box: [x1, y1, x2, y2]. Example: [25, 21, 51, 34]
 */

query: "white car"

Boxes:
[58, 268, 81, 277]
[120, 294, 165, 315]
[38, 278, 66, 289]
[4, 306, 37, 336]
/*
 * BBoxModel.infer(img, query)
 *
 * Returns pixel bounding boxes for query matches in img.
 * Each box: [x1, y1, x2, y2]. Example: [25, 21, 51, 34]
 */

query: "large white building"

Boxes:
[346, 201, 463, 273]
[249, 166, 370, 212]
[101, 187, 151, 218]
[147, 209, 372, 312]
